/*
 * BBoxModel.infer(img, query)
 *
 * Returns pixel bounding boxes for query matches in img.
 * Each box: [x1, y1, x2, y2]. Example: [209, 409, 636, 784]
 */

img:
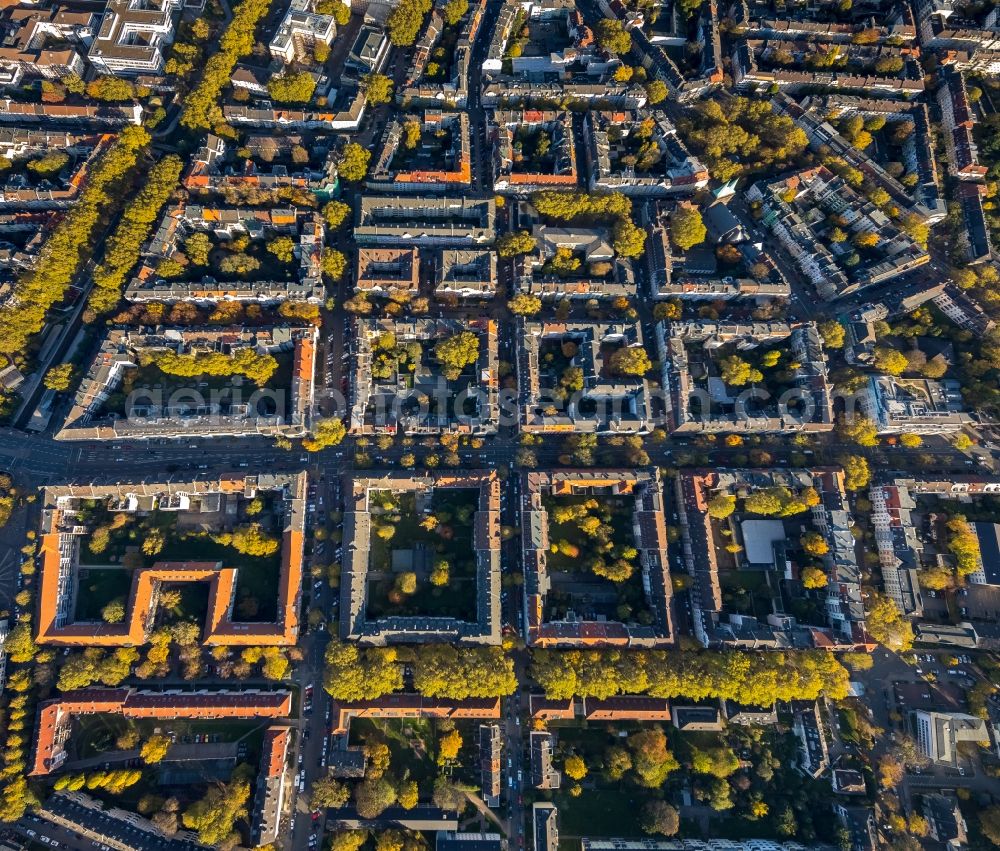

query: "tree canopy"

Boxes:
[386, 0, 432, 45]
[180, 0, 271, 130]
[530, 648, 850, 702]
[362, 73, 394, 105]
[434, 331, 480, 380]
[90, 154, 183, 314]
[678, 97, 808, 182]
[670, 205, 707, 250]
[323, 642, 515, 700]
[267, 70, 316, 103]
[596, 19, 632, 54]
[181, 778, 250, 848]
[497, 230, 537, 258]
[0, 127, 149, 354]
[337, 143, 372, 182]
[303, 417, 348, 452]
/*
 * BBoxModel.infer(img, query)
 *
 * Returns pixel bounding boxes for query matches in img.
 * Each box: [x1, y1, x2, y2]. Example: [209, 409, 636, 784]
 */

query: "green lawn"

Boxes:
[101, 350, 293, 419]
[542, 494, 649, 621]
[74, 715, 132, 759]
[365, 488, 480, 620]
[156, 533, 281, 622]
[554, 788, 648, 837]
[74, 568, 132, 621]
[349, 717, 438, 792]
[74, 500, 283, 621]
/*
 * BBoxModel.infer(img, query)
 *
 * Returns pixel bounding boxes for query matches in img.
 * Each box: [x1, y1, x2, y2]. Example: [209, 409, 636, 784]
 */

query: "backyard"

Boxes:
[542, 493, 651, 623]
[364, 488, 480, 620]
[70, 495, 285, 622]
[100, 349, 294, 420]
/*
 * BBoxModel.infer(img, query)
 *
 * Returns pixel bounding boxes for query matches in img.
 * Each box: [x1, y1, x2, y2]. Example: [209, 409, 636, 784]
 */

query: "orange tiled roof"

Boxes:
[31, 689, 292, 776]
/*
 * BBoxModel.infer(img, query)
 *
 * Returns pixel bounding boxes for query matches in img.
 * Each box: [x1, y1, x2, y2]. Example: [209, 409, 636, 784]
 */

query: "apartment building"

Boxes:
[869, 482, 924, 616]
[860, 374, 970, 435]
[340, 471, 502, 645]
[913, 710, 990, 766]
[88, 0, 183, 76]
[269, 0, 337, 63]
[937, 65, 987, 181]
[355, 196, 496, 246]
[520, 469, 674, 648]
[35, 473, 307, 648]
[368, 111, 472, 192]
[492, 110, 579, 194]
[0, 6, 94, 81]
[584, 110, 709, 196]
[32, 689, 293, 775]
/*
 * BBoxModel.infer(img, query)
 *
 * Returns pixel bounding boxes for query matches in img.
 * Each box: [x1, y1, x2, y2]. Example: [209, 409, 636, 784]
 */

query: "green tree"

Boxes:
[310, 777, 351, 809]
[362, 73, 394, 105]
[874, 347, 908, 376]
[403, 119, 421, 149]
[691, 746, 739, 778]
[397, 779, 419, 809]
[953, 433, 973, 451]
[140, 734, 171, 764]
[434, 331, 480, 380]
[181, 0, 276, 130]
[322, 248, 347, 282]
[707, 494, 736, 519]
[612, 218, 646, 258]
[323, 642, 403, 701]
[641, 801, 679, 836]
[837, 414, 879, 447]
[719, 355, 762, 386]
[443, 0, 468, 24]
[563, 755, 587, 780]
[497, 230, 536, 258]
[508, 293, 542, 316]
[628, 728, 679, 787]
[218, 253, 260, 275]
[267, 70, 316, 103]
[181, 778, 251, 848]
[839, 455, 871, 490]
[89, 154, 183, 313]
[645, 79, 668, 104]
[43, 363, 74, 392]
[5, 623, 37, 664]
[670, 206, 706, 250]
[801, 566, 827, 589]
[609, 347, 652, 376]
[86, 76, 135, 101]
[865, 593, 913, 652]
[355, 777, 397, 819]
[26, 153, 69, 177]
[230, 523, 280, 556]
[947, 515, 980, 577]
[337, 143, 372, 182]
[386, 0, 432, 46]
[437, 729, 463, 763]
[596, 19, 632, 54]
[979, 804, 1000, 845]
[412, 645, 516, 698]
[185, 232, 212, 266]
[323, 200, 351, 230]
[267, 236, 295, 263]
[818, 319, 845, 348]
[303, 417, 348, 451]
[102, 598, 126, 624]
[0, 127, 149, 355]
[800, 531, 829, 556]
[329, 833, 369, 851]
